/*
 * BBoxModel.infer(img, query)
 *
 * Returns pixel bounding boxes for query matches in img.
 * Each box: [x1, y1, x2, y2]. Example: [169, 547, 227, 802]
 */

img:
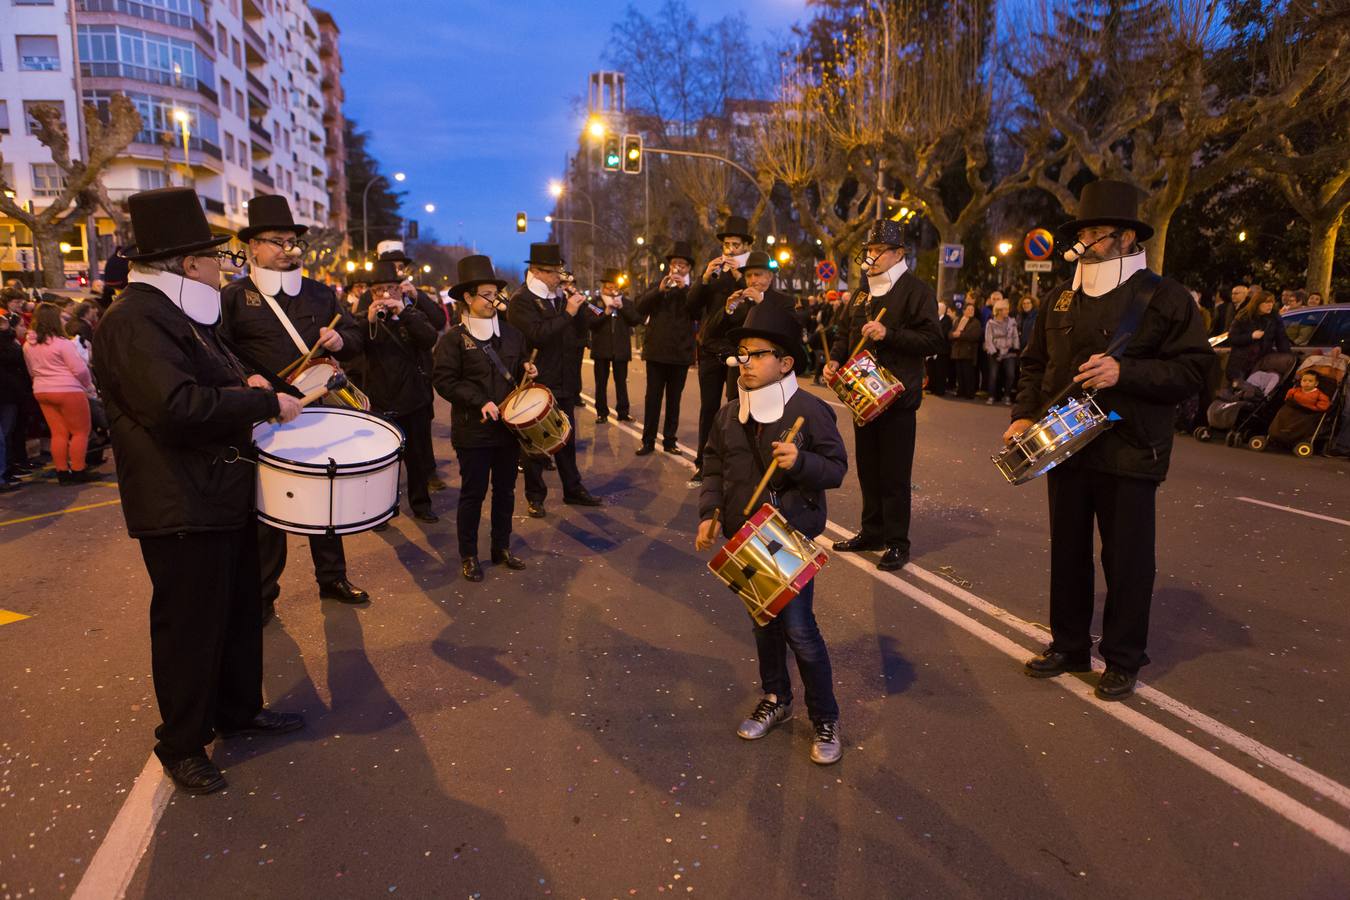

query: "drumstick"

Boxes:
[521, 349, 540, 386]
[819, 331, 832, 367]
[742, 416, 805, 517]
[279, 314, 342, 378]
[850, 309, 886, 359]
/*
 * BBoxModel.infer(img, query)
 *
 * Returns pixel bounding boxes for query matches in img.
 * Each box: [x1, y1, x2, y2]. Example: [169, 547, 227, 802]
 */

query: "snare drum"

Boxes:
[289, 359, 370, 411]
[502, 383, 572, 456]
[992, 393, 1120, 485]
[823, 350, 905, 426]
[708, 503, 830, 626]
[253, 406, 404, 534]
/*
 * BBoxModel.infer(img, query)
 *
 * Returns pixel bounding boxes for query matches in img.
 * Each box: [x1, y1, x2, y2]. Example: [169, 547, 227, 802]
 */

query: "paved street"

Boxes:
[2, 358, 1349, 898]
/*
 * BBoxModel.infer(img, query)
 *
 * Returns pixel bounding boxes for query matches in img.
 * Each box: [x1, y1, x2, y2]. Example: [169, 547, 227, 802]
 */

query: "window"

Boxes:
[1282, 310, 1327, 348]
[220, 78, 232, 111]
[216, 23, 228, 51]
[17, 35, 61, 72]
[83, 90, 219, 147]
[231, 38, 241, 68]
[1310, 311, 1350, 353]
[31, 164, 66, 197]
[137, 168, 167, 190]
[77, 25, 213, 91]
[24, 100, 63, 135]
[234, 88, 244, 113]
[223, 132, 234, 163]
[0, 101, 8, 135]
[15, 1, 58, 6]
[228, 184, 238, 212]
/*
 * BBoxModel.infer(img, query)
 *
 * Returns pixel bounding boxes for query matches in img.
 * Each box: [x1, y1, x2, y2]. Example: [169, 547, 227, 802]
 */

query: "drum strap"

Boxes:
[476, 338, 517, 386]
[1107, 272, 1161, 359]
[258, 289, 311, 357]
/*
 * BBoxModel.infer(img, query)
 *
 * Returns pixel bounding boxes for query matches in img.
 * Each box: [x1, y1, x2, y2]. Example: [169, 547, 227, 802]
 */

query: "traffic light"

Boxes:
[407, 219, 418, 240]
[603, 135, 621, 172]
[622, 134, 642, 175]
[515, 211, 527, 233]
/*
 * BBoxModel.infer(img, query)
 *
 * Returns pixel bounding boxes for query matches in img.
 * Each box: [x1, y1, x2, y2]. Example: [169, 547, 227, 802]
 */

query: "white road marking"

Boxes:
[589, 393, 1350, 853]
[1235, 496, 1350, 528]
[72, 754, 171, 900]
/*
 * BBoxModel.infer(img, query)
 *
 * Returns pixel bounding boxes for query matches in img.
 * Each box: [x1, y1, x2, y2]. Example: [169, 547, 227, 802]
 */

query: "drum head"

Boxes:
[503, 386, 552, 425]
[253, 407, 403, 471]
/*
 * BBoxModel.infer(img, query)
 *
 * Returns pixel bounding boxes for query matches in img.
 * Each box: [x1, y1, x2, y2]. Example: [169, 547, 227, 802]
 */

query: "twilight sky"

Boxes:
[314, 0, 808, 264]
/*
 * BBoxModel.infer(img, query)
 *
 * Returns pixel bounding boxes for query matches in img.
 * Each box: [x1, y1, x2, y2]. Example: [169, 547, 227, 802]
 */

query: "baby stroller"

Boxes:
[1250, 355, 1347, 457]
[1196, 351, 1298, 447]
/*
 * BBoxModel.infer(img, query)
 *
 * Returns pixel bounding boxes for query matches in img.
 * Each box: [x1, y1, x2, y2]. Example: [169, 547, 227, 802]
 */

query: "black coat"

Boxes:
[0, 332, 29, 403]
[699, 387, 848, 540]
[1012, 271, 1213, 482]
[690, 269, 746, 356]
[219, 275, 364, 376]
[830, 272, 944, 410]
[588, 295, 641, 360]
[92, 283, 280, 538]
[1225, 312, 1291, 381]
[636, 282, 697, 366]
[432, 320, 530, 449]
[354, 295, 439, 417]
[506, 283, 592, 401]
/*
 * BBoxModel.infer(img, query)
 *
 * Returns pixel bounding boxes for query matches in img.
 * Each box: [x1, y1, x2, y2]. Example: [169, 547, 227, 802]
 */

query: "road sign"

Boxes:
[815, 260, 837, 282]
[940, 243, 964, 268]
[1024, 228, 1054, 261]
[1024, 260, 1053, 272]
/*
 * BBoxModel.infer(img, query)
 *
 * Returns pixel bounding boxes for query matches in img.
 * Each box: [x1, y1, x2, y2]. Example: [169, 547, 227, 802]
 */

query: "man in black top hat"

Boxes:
[589, 267, 641, 424]
[377, 239, 449, 333]
[219, 194, 369, 617]
[433, 254, 535, 582]
[634, 241, 699, 455]
[828, 220, 943, 572]
[506, 243, 603, 517]
[1006, 179, 1212, 701]
[93, 187, 305, 794]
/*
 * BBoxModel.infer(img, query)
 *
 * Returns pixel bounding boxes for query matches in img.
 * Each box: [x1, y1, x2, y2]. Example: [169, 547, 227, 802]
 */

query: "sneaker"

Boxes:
[736, 694, 793, 740]
[810, 720, 842, 765]
[687, 472, 704, 489]
[985, 397, 995, 405]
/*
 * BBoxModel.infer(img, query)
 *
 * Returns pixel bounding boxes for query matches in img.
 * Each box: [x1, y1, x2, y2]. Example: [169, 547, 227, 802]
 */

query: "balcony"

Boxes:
[203, 197, 226, 215]
[246, 71, 268, 103]
[195, 79, 218, 104]
[81, 61, 214, 103]
[242, 0, 263, 21]
[253, 167, 274, 189]
[77, 0, 202, 33]
[20, 56, 62, 72]
[242, 20, 265, 57]
[248, 119, 271, 144]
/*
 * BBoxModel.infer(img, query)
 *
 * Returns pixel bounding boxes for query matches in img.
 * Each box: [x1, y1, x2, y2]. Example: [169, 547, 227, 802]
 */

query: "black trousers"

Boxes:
[456, 443, 520, 558]
[592, 357, 630, 418]
[925, 355, 950, 396]
[139, 527, 263, 763]
[523, 398, 585, 503]
[954, 358, 978, 398]
[641, 361, 689, 448]
[1046, 465, 1158, 672]
[694, 353, 737, 470]
[854, 403, 917, 551]
[258, 523, 347, 605]
[393, 406, 434, 515]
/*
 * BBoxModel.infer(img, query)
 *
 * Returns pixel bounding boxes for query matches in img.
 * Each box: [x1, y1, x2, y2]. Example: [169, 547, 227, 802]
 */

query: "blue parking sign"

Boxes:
[940, 243, 964, 268]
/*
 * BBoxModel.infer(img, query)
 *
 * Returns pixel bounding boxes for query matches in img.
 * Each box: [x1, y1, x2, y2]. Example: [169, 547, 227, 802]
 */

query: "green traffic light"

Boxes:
[606, 154, 620, 167]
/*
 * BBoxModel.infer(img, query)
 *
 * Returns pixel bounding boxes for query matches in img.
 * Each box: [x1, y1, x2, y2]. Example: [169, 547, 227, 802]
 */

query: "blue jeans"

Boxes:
[0, 402, 16, 476]
[984, 354, 1018, 401]
[752, 580, 839, 723]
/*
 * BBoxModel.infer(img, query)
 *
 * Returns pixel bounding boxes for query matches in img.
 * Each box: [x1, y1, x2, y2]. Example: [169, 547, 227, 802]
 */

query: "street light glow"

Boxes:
[364, 261, 374, 271]
[587, 117, 606, 139]
[544, 215, 553, 223]
[422, 264, 431, 273]
[59, 242, 73, 254]
[345, 261, 357, 273]
[766, 235, 776, 245]
[1238, 230, 1247, 242]
[393, 172, 406, 182]
[635, 236, 645, 246]
[172, 108, 190, 124]
[549, 180, 564, 198]
[997, 241, 1013, 256]
[989, 255, 998, 266]
[424, 203, 436, 213]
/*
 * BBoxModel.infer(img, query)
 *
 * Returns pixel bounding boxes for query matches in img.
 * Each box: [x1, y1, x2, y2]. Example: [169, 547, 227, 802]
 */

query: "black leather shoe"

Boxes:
[1095, 666, 1138, 701]
[877, 547, 909, 571]
[527, 500, 546, 518]
[373, 521, 391, 532]
[832, 534, 884, 553]
[491, 548, 526, 570]
[635, 445, 656, 456]
[219, 708, 304, 738]
[319, 579, 370, 604]
[461, 557, 484, 582]
[595, 415, 609, 424]
[163, 755, 226, 795]
[1024, 649, 1092, 679]
[563, 490, 603, 507]
[427, 476, 448, 492]
[617, 414, 635, 423]
[663, 443, 680, 454]
[413, 510, 440, 524]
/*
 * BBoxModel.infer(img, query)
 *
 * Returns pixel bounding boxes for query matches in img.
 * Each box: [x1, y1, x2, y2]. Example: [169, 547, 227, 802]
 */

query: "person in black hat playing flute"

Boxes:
[634, 241, 699, 455]
[695, 301, 848, 765]
[93, 187, 305, 794]
[589, 267, 641, 424]
[1006, 179, 1212, 700]
[219, 194, 369, 619]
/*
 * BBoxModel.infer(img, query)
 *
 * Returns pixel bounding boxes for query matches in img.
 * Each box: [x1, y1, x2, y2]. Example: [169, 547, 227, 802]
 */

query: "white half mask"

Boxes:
[526, 271, 557, 300]
[867, 256, 909, 296]
[736, 370, 799, 425]
[129, 268, 221, 326]
[1072, 251, 1149, 299]
[252, 265, 303, 297]
[464, 313, 500, 341]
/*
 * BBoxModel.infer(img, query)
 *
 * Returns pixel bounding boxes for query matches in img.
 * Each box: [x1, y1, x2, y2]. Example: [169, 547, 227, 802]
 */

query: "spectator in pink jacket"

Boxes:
[22, 302, 98, 483]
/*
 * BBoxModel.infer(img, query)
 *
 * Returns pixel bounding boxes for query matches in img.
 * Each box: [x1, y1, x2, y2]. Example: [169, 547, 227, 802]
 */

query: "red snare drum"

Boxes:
[708, 503, 829, 626]
[824, 350, 904, 426]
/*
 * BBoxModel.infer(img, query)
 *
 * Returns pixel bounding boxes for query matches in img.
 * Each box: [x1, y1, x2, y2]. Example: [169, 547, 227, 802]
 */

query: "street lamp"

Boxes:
[345, 260, 357, 273]
[548, 180, 564, 199]
[997, 241, 1013, 256]
[361, 171, 407, 258]
[59, 242, 73, 254]
[635, 236, 645, 246]
[766, 235, 776, 245]
[586, 116, 606, 139]
[1238, 230, 1247, 242]
[424, 203, 436, 214]
[421, 264, 431, 273]
[363, 260, 373, 272]
[547, 181, 597, 285]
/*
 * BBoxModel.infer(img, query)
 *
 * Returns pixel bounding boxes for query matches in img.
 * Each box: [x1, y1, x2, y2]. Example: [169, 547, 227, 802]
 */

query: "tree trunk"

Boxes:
[1145, 214, 1169, 274]
[35, 228, 65, 289]
[1305, 213, 1342, 297]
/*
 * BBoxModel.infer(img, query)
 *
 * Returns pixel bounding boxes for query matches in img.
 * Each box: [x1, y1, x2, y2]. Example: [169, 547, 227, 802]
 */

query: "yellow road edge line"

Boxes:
[0, 498, 123, 528]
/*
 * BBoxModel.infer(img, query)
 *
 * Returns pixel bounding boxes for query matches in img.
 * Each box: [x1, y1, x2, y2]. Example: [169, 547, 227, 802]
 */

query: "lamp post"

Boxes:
[549, 180, 596, 286]
[362, 171, 406, 259]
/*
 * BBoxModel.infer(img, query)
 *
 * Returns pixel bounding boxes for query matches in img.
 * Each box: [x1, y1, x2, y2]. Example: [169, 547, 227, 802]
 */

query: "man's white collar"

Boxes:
[729, 251, 751, 269]
[737, 371, 799, 425]
[1073, 251, 1149, 298]
[866, 256, 909, 295]
[526, 272, 557, 300]
[252, 266, 303, 297]
[128, 268, 221, 326]
[464, 314, 500, 341]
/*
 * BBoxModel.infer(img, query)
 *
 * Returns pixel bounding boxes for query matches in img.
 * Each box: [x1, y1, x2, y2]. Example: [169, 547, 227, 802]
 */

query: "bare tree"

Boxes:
[0, 94, 142, 288]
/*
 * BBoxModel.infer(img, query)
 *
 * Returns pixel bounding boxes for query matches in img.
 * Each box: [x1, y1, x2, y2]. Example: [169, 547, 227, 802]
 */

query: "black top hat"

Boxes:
[102, 248, 130, 287]
[366, 259, 401, 284]
[740, 250, 774, 272]
[525, 243, 565, 267]
[600, 267, 624, 284]
[344, 266, 369, 289]
[715, 215, 754, 243]
[727, 301, 807, 375]
[451, 254, 507, 299]
[864, 219, 905, 248]
[1059, 179, 1154, 242]
[666, 240, 695, 265]
[376, 240, 413, 263]
[237, 194, 309, 243]
[125, 188, 231, 261]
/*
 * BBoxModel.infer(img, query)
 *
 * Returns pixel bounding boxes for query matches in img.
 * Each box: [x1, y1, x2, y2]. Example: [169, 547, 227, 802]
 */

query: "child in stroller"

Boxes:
[1253, 350, 1347, 457]
[1195, 351, 1298, 446]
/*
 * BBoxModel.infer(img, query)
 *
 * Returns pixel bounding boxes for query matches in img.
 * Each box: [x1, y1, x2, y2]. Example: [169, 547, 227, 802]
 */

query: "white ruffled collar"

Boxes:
[866, 257, 909, 295]
[128, 268, 221, 326]
[737, 371, 799, 425]
[1072, 251, 1149, 298]
[526, 272, 557, 300]
[252, 265, 303, 298]
[464, 314, 500, 341]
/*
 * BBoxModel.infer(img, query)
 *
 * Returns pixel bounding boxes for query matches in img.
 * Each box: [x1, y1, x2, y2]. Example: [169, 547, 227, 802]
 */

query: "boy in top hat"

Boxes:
[828, 220, 943, 572]
[506, 242, 603, 517]
[220, 194, 369, 618]
[1006, 179, 1212, 700]
[94, 187, 304, 793]
[695, 301, 848, 765]
[432, 255, 536, 582]
[634, 241, 699, 455]
[589, 267, 641, 424]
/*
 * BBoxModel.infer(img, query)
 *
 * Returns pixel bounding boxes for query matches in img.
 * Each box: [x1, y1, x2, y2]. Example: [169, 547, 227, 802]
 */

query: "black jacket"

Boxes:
[506, 283, 592, 401]
[354, 295, 439, 417]
[699, 387, 848, 540]
[830, 272, 944, 410]
[219, 275, 364, 376]
[690, 269, 746, 356]
[0, 331, 29, 403]
[1225, 312, 1291, 381]
[636, 282, 697, 366]
[92, 283, 280, 537]
[432, 320, 530, 449]
[588, 294, 642, 360]
[1012, 272, 1213, 482]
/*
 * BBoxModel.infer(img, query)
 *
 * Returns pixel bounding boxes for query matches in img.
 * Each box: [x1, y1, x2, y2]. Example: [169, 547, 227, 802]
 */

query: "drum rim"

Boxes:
[502, 384, 555, 429]
[254, 406, 405, 473]
[257, 499, 400, 535]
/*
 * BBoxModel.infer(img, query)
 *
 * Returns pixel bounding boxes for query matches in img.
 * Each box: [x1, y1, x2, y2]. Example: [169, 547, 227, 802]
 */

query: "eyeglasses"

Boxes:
[254, 237, 309, 253]
[733, 348, 781, 364]
[473, 290, 500, 302]
[211, 249, 246, 267]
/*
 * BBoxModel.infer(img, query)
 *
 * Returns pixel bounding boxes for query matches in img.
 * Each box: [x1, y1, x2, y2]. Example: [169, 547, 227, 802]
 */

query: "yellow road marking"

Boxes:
[0, 610, 31, 626]
[0, 499, 122, 528]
